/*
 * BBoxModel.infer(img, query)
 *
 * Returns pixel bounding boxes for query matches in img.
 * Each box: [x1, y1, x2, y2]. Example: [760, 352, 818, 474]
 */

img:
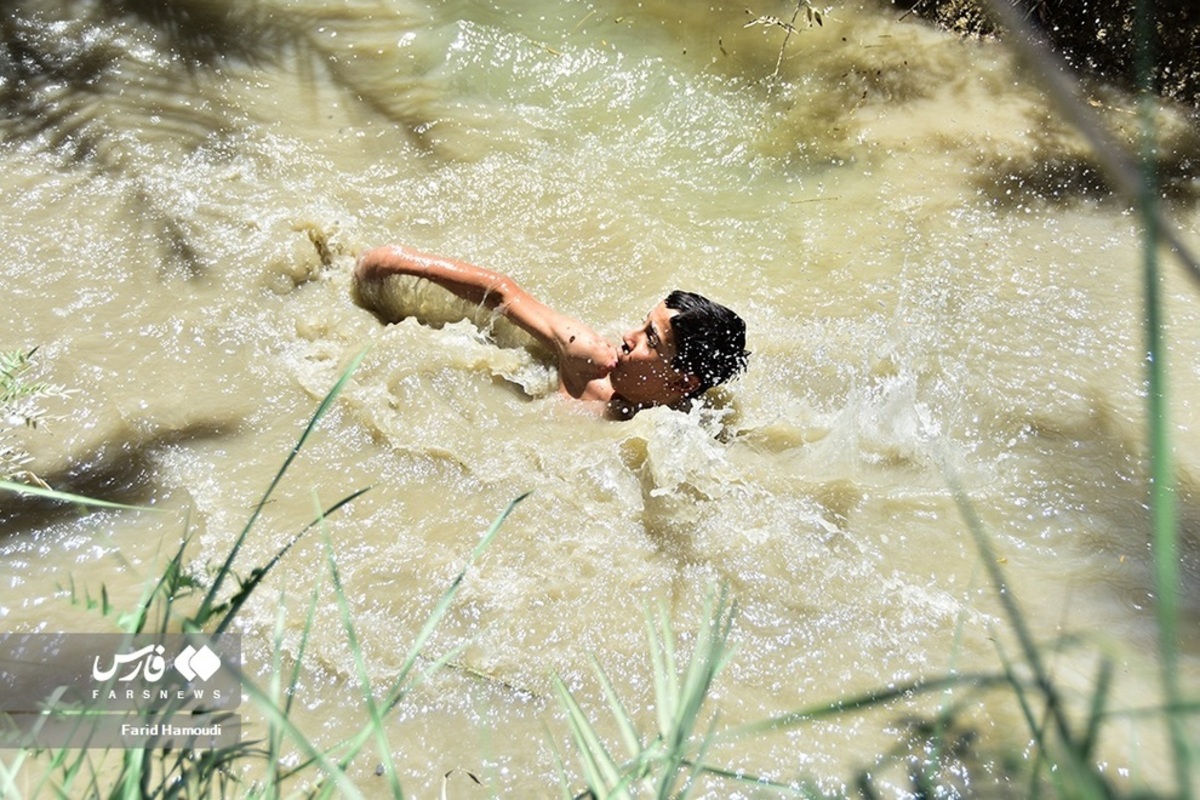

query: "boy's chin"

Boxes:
[610, 379, 672, 408]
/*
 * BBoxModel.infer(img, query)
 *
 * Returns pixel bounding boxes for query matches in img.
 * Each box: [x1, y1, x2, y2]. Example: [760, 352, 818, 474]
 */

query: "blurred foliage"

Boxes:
[894, 0, 1200, 111]
[0, 0, 422, 275]
[0, 348, 68, 485]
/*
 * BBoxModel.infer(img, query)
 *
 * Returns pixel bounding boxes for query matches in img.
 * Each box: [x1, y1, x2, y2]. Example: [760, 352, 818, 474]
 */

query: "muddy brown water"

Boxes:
[2, 0, 1199, 795]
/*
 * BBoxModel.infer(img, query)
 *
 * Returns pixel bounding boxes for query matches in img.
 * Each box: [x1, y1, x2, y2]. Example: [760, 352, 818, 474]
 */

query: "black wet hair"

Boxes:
[664, 290, 749, 394]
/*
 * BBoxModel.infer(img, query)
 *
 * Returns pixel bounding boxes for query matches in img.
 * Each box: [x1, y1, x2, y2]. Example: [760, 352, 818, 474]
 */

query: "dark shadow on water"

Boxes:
[0, 0, 434, 276]
[974, 114, 1200, 209]
[853, 709, 1027, 799]
[92, 0, 310, 69]
[0, 419, 235, 538]
[1, 3, 252, 276]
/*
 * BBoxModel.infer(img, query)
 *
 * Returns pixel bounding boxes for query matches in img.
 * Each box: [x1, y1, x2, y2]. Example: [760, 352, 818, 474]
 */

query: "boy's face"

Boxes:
[609, 301, 698, 407]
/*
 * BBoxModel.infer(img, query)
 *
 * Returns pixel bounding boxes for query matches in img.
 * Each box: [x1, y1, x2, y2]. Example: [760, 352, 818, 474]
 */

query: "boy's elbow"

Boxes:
[489, 274, 516, 303]
[487, 274, 532, 313]
[354, 248, 384, 282]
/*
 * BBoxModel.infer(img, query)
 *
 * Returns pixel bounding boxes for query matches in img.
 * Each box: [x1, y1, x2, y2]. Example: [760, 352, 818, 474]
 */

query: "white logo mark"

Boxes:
[174, 645, 222, 682]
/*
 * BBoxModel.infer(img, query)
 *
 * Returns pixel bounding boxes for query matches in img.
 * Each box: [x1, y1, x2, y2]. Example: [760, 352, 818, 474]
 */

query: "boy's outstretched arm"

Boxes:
[355, 245, 616, 387]
[357, 244, 518, 312]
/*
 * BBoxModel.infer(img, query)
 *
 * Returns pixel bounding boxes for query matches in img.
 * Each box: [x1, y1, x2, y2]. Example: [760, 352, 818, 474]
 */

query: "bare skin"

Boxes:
[354, 245, 700, 417]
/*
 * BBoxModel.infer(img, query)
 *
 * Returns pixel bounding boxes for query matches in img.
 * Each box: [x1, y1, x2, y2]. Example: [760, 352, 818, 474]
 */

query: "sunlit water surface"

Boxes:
[2, 0, 1199, 795]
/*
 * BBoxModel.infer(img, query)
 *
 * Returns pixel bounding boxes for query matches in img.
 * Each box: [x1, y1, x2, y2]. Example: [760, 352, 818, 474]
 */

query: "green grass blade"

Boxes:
[324, 526, 403, 798]
[552, 674, 625, 797]
[673, 719, 719, 799]
[659, 605, 680, 723]
[197, 346, 367, 623]
[399, 642, 474, 704]
[381, 491, 529, 712]
[230, 661, 365, 800]
[266, 588, 289, 794]
[213, 486, 370, 637]
[724, 671, 1010, 741]
[0, 479, 162, 512]
[128, 528, 194, 635]
[1081, 657, 1114, 762]
[0, 749, 27, 799]
[919, 566, 980, 793]
[677, 590, 735, 740]
[945, 476, 1079, 748]
[541, 719, 577, 800]
[269, 584, 325, 791]
[589, 655, 642, 761]
[313, 493, 528, 776]
[682, 759, 806, 795]
[1099, 698, 1200, 721]
[656, 588, 736, 797]
[1132, 0, 1192, 785]
[647, 606, 677, 739]
[285, 582, 323, 720]
[992, 634, 1055, 797]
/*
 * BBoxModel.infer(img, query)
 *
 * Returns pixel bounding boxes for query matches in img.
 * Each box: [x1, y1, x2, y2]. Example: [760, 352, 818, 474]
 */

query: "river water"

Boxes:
[3, 0, 1199, 796]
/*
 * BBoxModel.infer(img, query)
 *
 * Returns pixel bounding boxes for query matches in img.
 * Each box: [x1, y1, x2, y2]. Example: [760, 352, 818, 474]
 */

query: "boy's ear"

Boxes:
[677, 371, 702, 394]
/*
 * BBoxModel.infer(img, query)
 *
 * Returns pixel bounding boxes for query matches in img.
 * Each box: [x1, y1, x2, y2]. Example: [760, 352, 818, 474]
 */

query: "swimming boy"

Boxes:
[354, 245, 748, 418]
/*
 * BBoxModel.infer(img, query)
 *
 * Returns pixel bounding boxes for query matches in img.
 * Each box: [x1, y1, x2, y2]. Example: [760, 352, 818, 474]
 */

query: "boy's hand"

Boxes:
[560, 326, 617, 375]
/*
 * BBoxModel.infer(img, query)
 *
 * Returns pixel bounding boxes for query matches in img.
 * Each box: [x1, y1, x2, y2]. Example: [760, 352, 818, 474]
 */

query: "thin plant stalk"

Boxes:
[554, 586, 745, 799]
[725, 671, 1011, 741]
[266, 581, 324, 796]
[195, 346, 368, 625]
[275, 493, 529, 784]
[1134, 0, 1191, 792]
[322, 524, 403, 798]
[0, 479, 163, 512]
[213, 486, 371, 638]
[948, 475, 1115, 797]
[227, 659, 367, 800]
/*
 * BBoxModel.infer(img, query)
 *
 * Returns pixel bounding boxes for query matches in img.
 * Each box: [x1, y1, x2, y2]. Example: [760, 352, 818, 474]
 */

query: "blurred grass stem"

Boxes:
[1132, 0, 1192, 793]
